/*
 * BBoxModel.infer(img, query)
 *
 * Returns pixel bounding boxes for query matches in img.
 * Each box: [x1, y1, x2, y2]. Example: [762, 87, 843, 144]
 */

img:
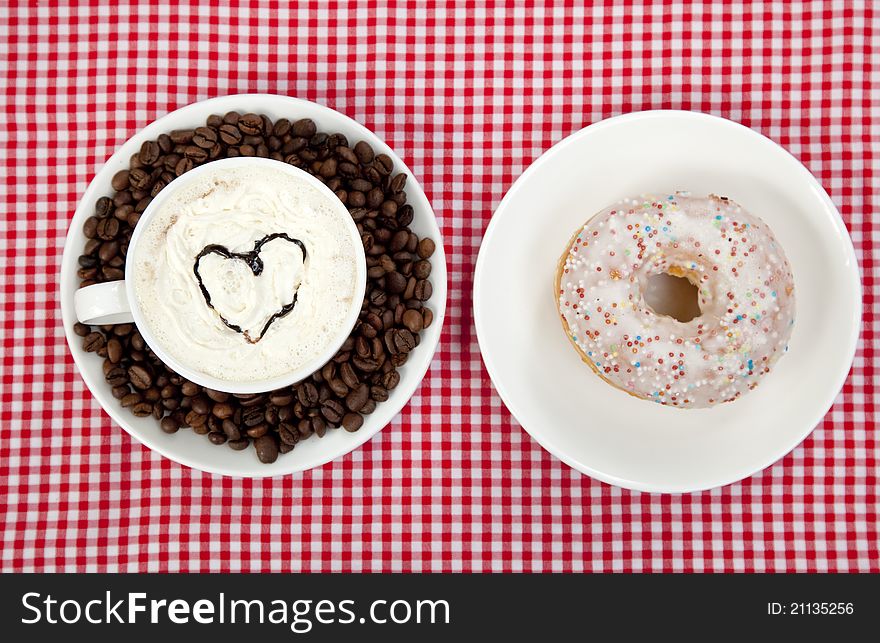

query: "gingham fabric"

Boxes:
[1, 1, 876, 573]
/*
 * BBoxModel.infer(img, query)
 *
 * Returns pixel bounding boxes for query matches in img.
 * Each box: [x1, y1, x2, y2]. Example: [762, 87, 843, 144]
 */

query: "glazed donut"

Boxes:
[556, 193, 795, 408]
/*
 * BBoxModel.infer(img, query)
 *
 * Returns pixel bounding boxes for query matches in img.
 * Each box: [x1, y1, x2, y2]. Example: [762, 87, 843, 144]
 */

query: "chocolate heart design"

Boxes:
[193, 233, 307, 344]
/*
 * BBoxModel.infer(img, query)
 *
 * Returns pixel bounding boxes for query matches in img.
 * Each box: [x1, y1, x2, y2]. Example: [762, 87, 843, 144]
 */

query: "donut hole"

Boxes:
[644, 273, 701, 323]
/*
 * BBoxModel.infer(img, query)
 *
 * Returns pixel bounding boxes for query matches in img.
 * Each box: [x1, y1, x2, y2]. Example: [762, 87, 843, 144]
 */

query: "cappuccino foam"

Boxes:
[132, 164, 359, 383]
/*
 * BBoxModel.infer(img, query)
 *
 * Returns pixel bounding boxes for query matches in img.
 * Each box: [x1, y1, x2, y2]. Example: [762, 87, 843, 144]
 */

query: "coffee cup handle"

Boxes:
[74, 280, 135, 325]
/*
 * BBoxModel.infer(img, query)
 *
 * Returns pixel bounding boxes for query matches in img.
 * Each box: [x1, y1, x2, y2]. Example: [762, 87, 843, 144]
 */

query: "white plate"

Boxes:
[60, 94, 447, 477]
[474, 111, 860, 493]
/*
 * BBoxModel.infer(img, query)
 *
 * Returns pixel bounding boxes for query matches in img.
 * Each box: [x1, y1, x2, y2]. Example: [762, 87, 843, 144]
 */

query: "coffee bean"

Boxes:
[370, 385, 389, 402]
[402, 276, 416, 301]
[346, 191, 365, 207]
[320, 399, 344, 424]
[170, 129, 194, 144]
[83, 332, 105, 352]
[352, 356, 380, 373]
[96, 240, 117, 263]
[102, 265, 124, 280]
[259, 114, 273, 136]
[160, 416, 179, 434]
[254, 434, 279, 463]
[238, 114, 263, 136]
[139, 140, 161, 166]
[96, 217, 120, 241]
[353, 336, 369, 359]
[192, 126, 218, 149]
[208, 432, 227, 445]
[185, 145, 209, 162]
[319, 157, 337, 178]
[398, 205, 415, 227]
[243, 406, 265, 427]
[296, 381, 318, 407]
[342, 412, 363, 432]
[291, 118, 317, 138]
[331, 147, 354, 167]
[277, 405, 295, 423]
[410, 258, 431, 279]
[174, 157, 194, 176]
[375, 154, 393, 174]
[327, 378, 348, 398]
[386, 271, 407, 294]
[349, 179, 372, 193]
[391, 351, 409, 367]
[276, 422, 297, 446]
[95, 196, 113, 218]
[381, 200, 398, 217]
[221, 419, 241, 441]
[185, 410, 207, 428]
[345, 383, 369, 412]
[188, 395, 208, 415]
[340, 365, 360, 390]
[104, 368, 128, 386]
[382, 370, 401, 390]
[73, 322, 90, 337]
[119, 392, 141, 408]
[128, 364, 152, 389]
[106, 338, 123, 363]
[418, 238, 436, 258]
[311, 416, 327, 437]
[389, 229, 408, 253]
[201, 388, 227, 403]
[83, 218, 104, 244]
[338, 161, 359, 178]
[111, 170, 130, 191]
[181, 381, 199, 397]
[236, 394, 266, 409]
[78, 254, 98, 270]
[131, 402, 153, 417]
[272, 118, 291, 137]
[353, 140, 374, 164]
[217, 123, 241, 145]
[402, 308, 424, 332]
[394, 329, 416, 353]
[228, 438, 249, 451]
[156, 133, 173, 153]
[383, 329, 398, 354]
[390, 173, 407, 193]
[366, 187, 384, 208]
[269, 391, 294, 406]
[262, 406, 279, 426]
[414, 279, 433, 301]
[246, 423, 268, 438]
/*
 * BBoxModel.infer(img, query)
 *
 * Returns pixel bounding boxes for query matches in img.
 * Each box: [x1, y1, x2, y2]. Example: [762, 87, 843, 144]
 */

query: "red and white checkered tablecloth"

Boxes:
[0, 1, 876, 573]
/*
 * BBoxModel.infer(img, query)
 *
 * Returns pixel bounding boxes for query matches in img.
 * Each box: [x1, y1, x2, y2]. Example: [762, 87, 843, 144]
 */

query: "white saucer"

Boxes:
[474, 111, 860, 493]
[60, 94, 447, 477]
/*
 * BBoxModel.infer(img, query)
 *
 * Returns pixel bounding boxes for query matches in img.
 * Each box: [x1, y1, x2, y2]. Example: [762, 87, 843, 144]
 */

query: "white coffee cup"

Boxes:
[74, 157, 367, 394]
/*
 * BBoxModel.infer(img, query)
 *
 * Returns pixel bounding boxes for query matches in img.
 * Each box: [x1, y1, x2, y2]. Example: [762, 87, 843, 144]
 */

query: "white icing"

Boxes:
[133, 164, 358, 383]
[557, 193, 795, 408]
